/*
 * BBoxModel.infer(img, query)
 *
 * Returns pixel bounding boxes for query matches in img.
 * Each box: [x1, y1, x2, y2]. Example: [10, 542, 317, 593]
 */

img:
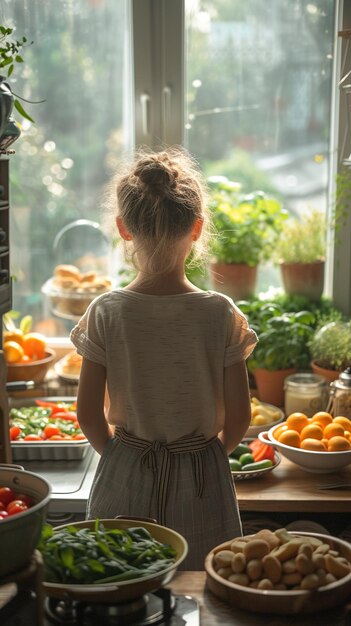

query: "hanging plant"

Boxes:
[0, 25, 43, 123]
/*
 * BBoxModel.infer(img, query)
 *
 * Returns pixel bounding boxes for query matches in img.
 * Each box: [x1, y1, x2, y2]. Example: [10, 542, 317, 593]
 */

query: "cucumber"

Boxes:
[241, 459, 274, 472]
[230, 443, 252, 459]
[229, 458, 242, 471]
[239, 452, 255, 466]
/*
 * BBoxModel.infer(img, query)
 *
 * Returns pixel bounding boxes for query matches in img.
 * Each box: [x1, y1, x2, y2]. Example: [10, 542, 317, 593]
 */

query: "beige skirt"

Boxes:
[86, 432, 242, 570]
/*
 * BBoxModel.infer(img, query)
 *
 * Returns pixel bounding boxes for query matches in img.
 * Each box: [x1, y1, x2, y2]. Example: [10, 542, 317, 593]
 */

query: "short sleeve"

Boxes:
[224, 301, 258, 367]
[70, 297, 106, 367]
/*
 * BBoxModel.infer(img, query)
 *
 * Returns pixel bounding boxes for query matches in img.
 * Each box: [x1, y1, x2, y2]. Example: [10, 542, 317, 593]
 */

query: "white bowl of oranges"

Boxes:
[259, 411, 351, 473]
[3, 316, 55, 384]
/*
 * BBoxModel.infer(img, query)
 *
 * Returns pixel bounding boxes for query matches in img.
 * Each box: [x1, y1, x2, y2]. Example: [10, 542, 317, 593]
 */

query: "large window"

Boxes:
[3, 0, 349, 337]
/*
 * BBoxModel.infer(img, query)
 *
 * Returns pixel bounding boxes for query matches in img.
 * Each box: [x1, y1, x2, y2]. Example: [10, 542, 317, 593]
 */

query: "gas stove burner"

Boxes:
[44, 587, 200, 626]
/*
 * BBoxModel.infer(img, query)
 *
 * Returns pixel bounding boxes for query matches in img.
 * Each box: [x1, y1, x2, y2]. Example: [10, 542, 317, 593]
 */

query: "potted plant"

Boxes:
[245, 305, 315, 406]
[208, 176, 287, 300]
[0, 25, 37, 149]
[309, 321, 351, 382]
[274, 208, 326, 301]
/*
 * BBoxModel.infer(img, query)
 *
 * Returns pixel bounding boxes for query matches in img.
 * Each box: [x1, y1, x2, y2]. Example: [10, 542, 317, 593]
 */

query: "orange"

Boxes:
[286, 413, 309, 433]
[22, 332, 47, 359]
[300, 423, 324, 441]
[20, 354, 31, 363]
[3, 329, 24, 347]
[3, 340, 24, 364]
[344, 430, 351, 442]
[333, 416, 351, 431]
[273, 424, 289, 440]
[323, 422, 344, 440]
[327, 436, 351, 451]
[321, 437, 329, 449]
[277, 429, 301, 448]
[311, 411, 333, 429]
[300, 438, 327, 451]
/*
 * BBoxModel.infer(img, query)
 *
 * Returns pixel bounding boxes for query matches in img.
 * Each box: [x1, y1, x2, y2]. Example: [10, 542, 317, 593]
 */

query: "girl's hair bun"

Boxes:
[134, 156, 178, 197]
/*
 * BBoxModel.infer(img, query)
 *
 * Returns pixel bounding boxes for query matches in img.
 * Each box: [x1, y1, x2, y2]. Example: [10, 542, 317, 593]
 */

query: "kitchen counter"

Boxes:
[235, 455, 351, 513]
[172, 572, 351, 626]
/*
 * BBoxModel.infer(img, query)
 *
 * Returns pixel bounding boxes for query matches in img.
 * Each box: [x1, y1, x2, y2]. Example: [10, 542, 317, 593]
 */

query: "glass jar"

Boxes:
[327, 367, 351, 419]
[284, 373, 328, 417]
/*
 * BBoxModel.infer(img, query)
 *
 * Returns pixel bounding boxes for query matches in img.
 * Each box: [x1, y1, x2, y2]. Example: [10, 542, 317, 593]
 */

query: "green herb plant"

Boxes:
[238, 294, 344, 373]
[309, 321, 351, 372]
[274, 208, 326, 264]
[208, 177, 287, 267]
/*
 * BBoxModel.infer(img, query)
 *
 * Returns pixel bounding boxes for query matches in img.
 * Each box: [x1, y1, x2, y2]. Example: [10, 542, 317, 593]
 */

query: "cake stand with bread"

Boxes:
[42, 263, 113, 319]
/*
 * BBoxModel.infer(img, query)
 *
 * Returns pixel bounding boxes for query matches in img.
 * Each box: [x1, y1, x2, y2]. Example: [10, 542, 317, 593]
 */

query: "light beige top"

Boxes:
[70, 289, 257, 442]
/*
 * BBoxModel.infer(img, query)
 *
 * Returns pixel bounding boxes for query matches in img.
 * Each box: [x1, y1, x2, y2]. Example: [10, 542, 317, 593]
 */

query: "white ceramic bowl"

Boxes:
[205, 532, 351, 615]
[247, 402, 284, 438]
[259, 424, 351, 473]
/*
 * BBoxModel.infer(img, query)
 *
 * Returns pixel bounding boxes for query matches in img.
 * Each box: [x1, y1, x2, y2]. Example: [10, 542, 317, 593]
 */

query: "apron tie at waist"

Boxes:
[116, 427, 216, 525]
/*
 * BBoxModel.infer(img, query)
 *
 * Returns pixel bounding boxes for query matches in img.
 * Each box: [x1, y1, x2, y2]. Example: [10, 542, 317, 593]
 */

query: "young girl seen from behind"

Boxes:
[70, 147, 257, 570]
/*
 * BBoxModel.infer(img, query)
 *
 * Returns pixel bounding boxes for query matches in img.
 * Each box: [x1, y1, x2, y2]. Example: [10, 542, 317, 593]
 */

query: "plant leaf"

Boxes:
[14, 98, 35, 123]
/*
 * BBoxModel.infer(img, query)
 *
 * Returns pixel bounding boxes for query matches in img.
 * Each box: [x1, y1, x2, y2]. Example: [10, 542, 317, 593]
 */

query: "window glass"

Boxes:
[5, 0, 131, 335]
[184, 0, 335, 292]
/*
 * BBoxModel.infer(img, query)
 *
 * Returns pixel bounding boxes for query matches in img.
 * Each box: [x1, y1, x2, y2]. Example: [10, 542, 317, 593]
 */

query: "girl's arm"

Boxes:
[76, 357, 114, 454]
[218, 359, 252, 454]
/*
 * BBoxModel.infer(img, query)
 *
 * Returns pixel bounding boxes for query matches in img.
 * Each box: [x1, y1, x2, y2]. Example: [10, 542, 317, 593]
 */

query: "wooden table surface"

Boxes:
[171, 571, 351, 626]
[235, 455, 351, 513]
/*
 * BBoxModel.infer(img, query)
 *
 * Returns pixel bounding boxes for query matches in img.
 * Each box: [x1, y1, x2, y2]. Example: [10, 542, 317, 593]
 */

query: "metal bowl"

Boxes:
[42, 518, 188, 602]
[0, 465, 52, 578]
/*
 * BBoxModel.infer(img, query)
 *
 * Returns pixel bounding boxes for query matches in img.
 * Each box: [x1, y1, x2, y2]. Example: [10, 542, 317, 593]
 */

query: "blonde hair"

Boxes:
[113, 146, 211, 275]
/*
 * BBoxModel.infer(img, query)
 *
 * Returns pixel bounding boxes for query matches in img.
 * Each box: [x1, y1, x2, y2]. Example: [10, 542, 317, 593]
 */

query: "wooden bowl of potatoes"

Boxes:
[246, 397, 284, 438]
[205, 528, 351, 614]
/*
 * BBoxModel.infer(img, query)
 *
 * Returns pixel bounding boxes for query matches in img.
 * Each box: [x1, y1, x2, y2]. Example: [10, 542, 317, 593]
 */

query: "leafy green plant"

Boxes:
[208, 177, 288, 267]
[248, 310, 315, 371]
[274, 208, 326, 264]
[0, 25, 38, 122]
[309, 321, 351, 372]
[238, 293, 344, 372]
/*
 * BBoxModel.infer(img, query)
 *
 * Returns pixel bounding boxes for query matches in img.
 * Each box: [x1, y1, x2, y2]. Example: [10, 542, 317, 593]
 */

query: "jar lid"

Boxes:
[284, 372, 327, 390]
[334, 367, 351, 389]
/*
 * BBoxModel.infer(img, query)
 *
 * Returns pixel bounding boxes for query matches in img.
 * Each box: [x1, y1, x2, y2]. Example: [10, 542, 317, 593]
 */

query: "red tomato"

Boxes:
[0, 510, 9, 519]
[10, 425, 22, 441]
[43, 425, 61, 439]
[0, 487, 15, 505]
[48, 435, 65, 440]
[24, 434, 43, 441]
[73, 434, 86, 440]
[7, 500, 28, 515]
[35, 400, 66, 415]
[14, 493, 33, 507]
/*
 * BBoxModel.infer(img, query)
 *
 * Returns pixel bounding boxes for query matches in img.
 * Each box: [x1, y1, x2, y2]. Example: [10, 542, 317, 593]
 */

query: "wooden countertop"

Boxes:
[171, 572, 351, 626]
[235, 455, 351, 513]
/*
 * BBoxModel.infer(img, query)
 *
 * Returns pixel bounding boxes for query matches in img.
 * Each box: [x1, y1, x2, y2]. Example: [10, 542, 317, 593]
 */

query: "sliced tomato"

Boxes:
[0, 487, 15, 505]
[51, 411, 77, 422]
[23, 434, 43, 441]
[10, 425, 22, 441]
[48, 435, 66, 440]
[0, 510, 9, 519]
[43, 424, 61, 439]
[7, 500, 28, 515]
[73, 434, 86, 440]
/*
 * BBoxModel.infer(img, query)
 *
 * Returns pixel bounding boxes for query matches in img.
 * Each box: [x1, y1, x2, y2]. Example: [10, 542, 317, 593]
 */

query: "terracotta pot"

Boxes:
[280, 261, 325, 301]
[253, 367, 297, 408]
[310, 360, 340, 383]
[210, 262, 257, 300]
